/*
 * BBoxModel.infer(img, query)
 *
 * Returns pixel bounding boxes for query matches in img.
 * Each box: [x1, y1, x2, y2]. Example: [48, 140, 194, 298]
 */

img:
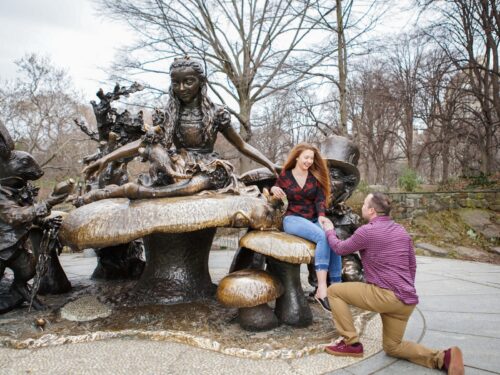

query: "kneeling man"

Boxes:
[322, 192, 464, 375]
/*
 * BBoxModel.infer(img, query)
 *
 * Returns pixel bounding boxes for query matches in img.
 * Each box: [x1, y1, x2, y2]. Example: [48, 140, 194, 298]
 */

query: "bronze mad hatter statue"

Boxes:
[320, 135, 363, 283]
[233, 135, 364, 283]
[275, 135, 364, 292]
[0, 122, 72, 313]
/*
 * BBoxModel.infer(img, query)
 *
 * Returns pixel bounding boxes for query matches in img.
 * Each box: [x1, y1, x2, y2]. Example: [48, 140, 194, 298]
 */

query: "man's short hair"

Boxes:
[369, 192, 391, 216]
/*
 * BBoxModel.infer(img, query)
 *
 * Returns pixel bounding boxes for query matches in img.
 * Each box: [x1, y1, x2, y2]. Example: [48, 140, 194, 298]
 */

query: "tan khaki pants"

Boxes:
[327, 282, 444, 369]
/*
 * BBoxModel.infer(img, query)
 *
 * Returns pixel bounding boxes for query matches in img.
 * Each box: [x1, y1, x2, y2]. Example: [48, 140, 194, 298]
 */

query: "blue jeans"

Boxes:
[283, 215, 342, 283]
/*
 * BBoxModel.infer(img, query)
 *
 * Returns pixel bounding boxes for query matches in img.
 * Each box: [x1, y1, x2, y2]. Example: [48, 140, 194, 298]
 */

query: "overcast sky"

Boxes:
[0, 0, 133, 101]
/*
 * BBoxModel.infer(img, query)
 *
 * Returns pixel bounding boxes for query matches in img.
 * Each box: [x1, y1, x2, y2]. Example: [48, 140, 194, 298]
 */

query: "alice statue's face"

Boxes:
[171, 66, 202, 104]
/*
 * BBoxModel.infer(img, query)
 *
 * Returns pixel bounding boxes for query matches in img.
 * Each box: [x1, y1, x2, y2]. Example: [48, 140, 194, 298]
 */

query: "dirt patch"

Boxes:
[401, 209, 500, 264]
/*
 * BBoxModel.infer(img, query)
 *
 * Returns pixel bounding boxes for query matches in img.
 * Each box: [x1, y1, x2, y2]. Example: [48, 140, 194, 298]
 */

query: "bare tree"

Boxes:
[387, 33, 425, 170]
[414, 48, 472, 183]
[349, 61, 402, 185]
[250, 86, 336, 165]
[98, 0, 338, 171]
[0, 54, 93, 179]
[418, 0, 500, 174]
[302, 0, 391, 135]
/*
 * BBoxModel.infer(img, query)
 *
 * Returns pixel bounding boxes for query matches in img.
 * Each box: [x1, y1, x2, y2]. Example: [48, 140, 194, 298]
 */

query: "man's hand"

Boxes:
[319, 216, 334, 231]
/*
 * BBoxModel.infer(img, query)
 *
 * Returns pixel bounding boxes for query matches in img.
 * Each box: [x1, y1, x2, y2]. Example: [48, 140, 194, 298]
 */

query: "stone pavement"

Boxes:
[1, 251, 499, 374]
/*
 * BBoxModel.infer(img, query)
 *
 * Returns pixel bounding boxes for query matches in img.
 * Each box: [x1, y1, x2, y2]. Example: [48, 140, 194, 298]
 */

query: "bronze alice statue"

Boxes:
[79, 57, 278, 204]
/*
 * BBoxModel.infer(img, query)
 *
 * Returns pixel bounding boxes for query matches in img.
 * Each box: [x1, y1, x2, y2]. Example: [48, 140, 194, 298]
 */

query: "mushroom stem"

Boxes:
[238, 304, 279, 331]
[266, 257, 312, 327]
[134, 228, 217, 304]
[229, 245, 266, 273]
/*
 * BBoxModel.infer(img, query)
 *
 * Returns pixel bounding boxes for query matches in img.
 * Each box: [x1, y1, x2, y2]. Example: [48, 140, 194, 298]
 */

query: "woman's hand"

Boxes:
[319, 216, 334, 231]
[270, 186, 287, 200]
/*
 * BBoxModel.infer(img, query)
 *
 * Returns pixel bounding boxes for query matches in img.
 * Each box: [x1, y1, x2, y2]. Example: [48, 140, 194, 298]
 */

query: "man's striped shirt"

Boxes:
[326, 216, 419, 305]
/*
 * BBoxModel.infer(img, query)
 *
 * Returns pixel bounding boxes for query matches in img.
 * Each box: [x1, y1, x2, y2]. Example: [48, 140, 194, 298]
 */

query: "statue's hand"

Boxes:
[45, 193, 69, 209]
[82, 159, 104, 180]
[337, 202, 349, 214]
[41, 215, 63, 230]
[72, 196, 85, 208]
[33, 202, 50, 218]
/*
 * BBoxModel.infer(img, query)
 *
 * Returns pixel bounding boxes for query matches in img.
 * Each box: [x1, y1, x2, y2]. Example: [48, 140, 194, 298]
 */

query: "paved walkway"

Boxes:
[1, 252, 499, 374]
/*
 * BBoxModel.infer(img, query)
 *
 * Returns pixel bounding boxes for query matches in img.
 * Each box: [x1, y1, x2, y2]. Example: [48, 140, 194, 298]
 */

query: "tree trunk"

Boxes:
[336, 0, 348, 136]
[405, 107, 414, 169]
[484, 115, 494, 174]
[428, 155, 436, 184]
[375, 165, 382, 185]
[238, 100, 257, 174]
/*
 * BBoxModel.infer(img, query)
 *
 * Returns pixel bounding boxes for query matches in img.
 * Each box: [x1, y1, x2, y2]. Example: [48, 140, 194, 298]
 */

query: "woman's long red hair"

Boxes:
[282, 142, 331, 206]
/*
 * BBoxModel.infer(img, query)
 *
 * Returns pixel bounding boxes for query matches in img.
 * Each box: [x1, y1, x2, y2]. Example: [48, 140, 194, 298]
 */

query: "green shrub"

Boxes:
[398, 168, 420, 192]
[465, 173, 496, 189]
[356, 180, 370, 194]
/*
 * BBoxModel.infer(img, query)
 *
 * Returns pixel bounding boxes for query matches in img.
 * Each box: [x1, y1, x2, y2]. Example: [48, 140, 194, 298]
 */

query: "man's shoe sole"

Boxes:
[448, 347, 464, 375]
[324, 347, 363, 357]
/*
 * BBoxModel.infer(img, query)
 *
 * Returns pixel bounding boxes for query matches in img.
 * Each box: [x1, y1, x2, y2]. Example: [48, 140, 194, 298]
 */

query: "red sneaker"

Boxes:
[443, 347, 464, 375]
[325, 340, 364, 357]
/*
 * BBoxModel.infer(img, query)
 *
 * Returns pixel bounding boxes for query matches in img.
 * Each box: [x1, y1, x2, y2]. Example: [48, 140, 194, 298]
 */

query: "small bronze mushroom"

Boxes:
[239, 230, 315, 327]
[34, 318, 47, 331]
[217, 269, 283, 331]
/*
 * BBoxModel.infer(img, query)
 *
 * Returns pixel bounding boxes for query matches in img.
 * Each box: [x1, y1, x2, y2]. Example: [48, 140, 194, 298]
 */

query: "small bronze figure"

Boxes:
[75, 83, 149, 281]
[0, 122, 70, 313]
[75, 82, 147, 192]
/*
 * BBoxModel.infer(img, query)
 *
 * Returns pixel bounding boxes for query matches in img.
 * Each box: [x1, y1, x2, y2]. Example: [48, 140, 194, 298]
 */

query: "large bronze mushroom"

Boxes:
[217, 269, 283, 331]
[59, 193, 282, 304]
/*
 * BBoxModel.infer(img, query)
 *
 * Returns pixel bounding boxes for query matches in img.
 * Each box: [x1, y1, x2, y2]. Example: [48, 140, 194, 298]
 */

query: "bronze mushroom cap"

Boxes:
[217, 269, 283, 308]
[239, 231, 315, 264]
[59, 194, 279, 249]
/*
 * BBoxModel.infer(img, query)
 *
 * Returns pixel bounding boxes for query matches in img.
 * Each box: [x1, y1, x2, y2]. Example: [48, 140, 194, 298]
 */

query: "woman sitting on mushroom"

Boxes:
[79, 57, 278, 204]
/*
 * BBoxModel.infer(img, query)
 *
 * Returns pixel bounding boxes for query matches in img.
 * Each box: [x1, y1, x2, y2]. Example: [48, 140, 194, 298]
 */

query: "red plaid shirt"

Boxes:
[274, 169, 326, 220]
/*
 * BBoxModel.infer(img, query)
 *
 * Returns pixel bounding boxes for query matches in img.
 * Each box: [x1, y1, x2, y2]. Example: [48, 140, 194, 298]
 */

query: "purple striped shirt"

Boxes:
[326, 216, 418, 305]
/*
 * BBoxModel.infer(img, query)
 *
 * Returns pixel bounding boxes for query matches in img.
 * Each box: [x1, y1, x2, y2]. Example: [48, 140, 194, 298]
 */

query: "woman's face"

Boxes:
[296, 149, 314, 171]
[171, 67, 202, 104]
